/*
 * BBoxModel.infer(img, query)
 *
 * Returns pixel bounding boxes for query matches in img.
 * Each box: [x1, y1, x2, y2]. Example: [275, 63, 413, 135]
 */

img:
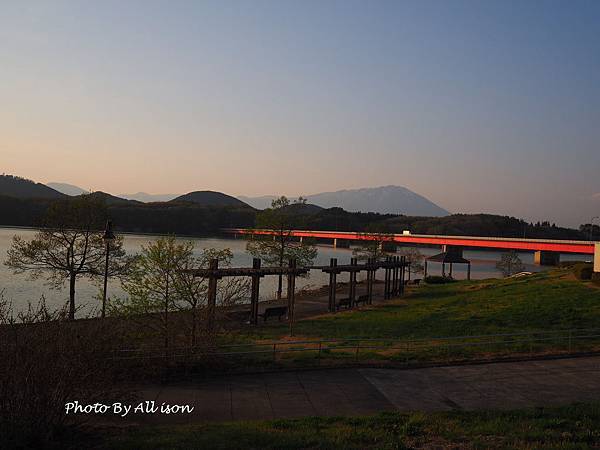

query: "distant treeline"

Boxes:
[0, 194, 587, 240]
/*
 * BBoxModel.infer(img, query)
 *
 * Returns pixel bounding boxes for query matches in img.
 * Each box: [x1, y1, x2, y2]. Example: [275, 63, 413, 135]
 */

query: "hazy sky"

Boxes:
[1, 0, 599, 227]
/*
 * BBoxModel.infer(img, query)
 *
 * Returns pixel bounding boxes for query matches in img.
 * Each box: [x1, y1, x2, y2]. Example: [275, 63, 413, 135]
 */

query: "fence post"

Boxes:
[328, 258, 337, 312]
[250, 258, 261, 325]
[207, 259, 218, 332]
[349, 257, 357, 307]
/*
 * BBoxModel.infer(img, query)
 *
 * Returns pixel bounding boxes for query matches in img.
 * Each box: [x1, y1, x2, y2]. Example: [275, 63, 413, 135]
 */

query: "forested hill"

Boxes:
[0, 193, 587, 240]
[0, 175, 64, 200]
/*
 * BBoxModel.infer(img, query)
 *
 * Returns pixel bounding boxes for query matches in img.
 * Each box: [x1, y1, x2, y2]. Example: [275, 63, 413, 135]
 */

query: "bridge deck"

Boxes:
[225, 228, 595, 254]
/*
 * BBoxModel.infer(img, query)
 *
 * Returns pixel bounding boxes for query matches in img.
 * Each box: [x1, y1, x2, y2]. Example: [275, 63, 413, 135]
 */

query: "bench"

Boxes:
[336, 297, 352, 310]
[355, 294, 369, 306]
[258, 306, 288, 322]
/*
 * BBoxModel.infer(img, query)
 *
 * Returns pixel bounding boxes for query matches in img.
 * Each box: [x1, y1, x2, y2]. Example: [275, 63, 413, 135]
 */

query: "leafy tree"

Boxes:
[173, 247, 249, 346]
[496, 251, 525, 277]
[246, 196, 317, 299]
[4, 195, 128, 320]
[116, 237, 249, 348]
[119, 236, 191, 350]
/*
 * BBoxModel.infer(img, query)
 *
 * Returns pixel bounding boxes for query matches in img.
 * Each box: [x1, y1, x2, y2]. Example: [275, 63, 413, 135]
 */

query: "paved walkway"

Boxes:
[127, 356, 600, 424]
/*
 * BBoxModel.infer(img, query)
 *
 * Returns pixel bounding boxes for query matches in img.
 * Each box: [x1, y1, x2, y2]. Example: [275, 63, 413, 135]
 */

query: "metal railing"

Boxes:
[114, 328, 600, 368]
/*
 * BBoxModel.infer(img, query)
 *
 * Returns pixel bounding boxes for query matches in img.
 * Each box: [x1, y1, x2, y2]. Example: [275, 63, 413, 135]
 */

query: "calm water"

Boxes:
[0, 227, 589, 317]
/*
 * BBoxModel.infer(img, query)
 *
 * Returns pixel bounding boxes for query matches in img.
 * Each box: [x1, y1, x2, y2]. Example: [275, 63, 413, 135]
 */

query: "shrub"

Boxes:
[591, 272, 600, 286]
[573, 263, 593, 280]
[0, 297, 124, 448]
[424, 276, 455, 284]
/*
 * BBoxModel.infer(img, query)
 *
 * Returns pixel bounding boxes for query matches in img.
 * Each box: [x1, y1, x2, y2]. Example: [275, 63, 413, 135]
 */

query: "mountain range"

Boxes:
[0, 174, 586, 240]
[44, 180, 448, 215]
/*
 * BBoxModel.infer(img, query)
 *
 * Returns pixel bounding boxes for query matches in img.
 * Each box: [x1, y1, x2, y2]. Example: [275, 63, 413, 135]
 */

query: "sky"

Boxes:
[1, 0, 599, 227]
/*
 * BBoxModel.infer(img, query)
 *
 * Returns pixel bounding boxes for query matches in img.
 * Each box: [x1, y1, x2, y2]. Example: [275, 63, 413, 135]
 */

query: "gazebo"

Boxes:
[424, 248, 471, 280]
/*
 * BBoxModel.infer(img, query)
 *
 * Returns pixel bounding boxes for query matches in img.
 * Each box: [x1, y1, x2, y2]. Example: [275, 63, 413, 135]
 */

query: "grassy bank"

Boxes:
[204, 269, 600, 369]
[105, 402, 600, 449]
[250, 269, 600, 341]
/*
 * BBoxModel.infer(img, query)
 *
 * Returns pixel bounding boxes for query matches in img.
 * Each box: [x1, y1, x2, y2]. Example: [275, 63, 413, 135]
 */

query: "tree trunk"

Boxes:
[191, 306, 197, 348]
[277, 274, 283, 300]
[68, 273, 76, 320]
[164, 273, 169, 353]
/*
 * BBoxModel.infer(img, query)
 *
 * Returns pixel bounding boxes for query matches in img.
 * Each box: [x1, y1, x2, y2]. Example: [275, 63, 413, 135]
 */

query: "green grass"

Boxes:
[192, 270, 600, 369]
[248, 270, 600, 341]
[105, 402, 600, 449]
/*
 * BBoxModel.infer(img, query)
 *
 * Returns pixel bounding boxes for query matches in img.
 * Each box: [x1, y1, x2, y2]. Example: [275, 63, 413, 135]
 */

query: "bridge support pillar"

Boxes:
[533, 250, 560, 266]
[379, 241, 396, 252]
[333, 238, 350, 248]
[594, 243, 600, 273]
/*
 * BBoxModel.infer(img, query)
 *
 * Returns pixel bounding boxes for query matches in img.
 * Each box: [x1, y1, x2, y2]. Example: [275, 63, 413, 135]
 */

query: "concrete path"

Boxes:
[123, 356, 600, 424]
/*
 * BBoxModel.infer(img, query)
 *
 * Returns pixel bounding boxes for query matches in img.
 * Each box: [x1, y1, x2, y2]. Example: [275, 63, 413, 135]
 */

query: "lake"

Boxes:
[0, 227, 588, 317]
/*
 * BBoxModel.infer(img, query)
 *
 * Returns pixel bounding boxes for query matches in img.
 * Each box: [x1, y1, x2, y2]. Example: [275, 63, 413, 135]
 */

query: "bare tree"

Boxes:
[398, 248, 425, 279]
[496, 251, 525, 277]
[352, 225, 395, 262]
[4, 195, 129, 320]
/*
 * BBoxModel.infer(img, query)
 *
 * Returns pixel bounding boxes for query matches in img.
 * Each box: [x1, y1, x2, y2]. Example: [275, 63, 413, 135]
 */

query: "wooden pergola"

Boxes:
[187, 255, 409, 330]
[311, 256, 409, 312]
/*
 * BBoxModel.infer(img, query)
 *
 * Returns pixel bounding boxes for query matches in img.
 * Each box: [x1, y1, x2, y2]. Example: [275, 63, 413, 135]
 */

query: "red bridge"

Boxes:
[225, 228, 597, 265]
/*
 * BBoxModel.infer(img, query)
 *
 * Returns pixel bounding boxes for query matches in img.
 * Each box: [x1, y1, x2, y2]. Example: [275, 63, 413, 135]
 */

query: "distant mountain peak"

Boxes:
[239, 185, 448, 216]
[47, 182, 90, 196]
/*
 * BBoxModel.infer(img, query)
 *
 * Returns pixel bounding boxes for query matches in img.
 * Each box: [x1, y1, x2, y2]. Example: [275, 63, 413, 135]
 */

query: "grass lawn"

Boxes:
[204, 269, 600, 369]
[105, 402, 600, 449]
[245, 269, 600, 340]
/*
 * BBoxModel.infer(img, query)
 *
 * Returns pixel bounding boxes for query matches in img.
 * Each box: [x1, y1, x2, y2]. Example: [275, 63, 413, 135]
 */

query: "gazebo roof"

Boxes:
[426, 251, 470, 264]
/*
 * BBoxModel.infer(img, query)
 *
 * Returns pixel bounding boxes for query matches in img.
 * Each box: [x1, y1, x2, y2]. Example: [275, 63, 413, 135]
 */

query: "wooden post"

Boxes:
[328, 258, 337, 312]
[367, 257, 374, 304]
[207, 258, 218, 332]
[349, 257, 357, 307]
[250, 258, 261, 325]
[449, 262, 453, 278]
[393, 256, 399, 295]
[467, 262, 471, 281]
[400, 256, 406, 294]
[424, 260, 428, 278]
[287, 259, 297, 336]
[384, 257, 391, 299]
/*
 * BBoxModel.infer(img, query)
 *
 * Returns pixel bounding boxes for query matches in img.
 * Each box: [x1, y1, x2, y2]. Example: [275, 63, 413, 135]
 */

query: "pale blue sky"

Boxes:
[1, 0, 599, 226]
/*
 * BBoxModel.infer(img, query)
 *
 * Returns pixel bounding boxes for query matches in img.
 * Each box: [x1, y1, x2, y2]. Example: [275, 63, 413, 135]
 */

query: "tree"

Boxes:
[173, 247, 249, 346]
[352, 224, 395, 262]
[496, 251, 525, 277]
[398, 248, 425, 279]
[119, 236, 191, 350]
[116, 237, 249, 349]
[4, 195, 128, 320]
[246, 196, 317, 299]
